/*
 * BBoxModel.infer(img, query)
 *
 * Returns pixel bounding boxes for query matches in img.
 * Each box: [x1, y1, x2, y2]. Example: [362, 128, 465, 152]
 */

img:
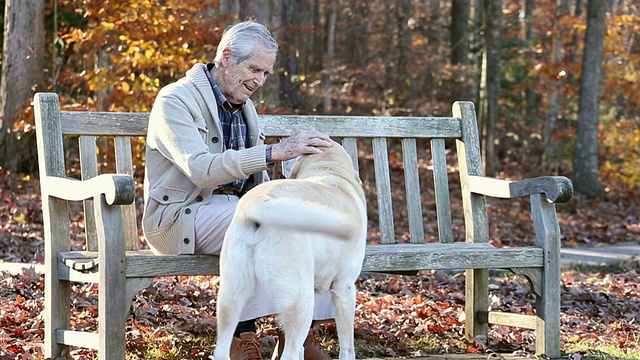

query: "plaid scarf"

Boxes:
[205, 63, 247, 192]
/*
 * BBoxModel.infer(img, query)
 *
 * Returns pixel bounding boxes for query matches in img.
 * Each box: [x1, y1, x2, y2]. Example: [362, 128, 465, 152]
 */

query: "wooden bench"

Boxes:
[34, 92, 572, 359]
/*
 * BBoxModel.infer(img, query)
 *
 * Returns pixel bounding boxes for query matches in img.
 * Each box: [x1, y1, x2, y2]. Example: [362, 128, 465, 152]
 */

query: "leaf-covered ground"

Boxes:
[1, 263, 639, 359]
[1, 168, 639, 359]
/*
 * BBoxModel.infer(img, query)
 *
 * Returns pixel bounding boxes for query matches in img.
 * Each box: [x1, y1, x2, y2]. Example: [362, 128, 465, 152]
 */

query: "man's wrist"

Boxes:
[265, 145, 273, 163]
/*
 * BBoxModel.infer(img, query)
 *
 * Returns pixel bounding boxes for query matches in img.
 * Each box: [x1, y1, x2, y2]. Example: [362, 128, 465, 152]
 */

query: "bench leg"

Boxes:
[96, 196, 128, 359]
[44, 198, 72, 359]
[44, 263, 71, 358]
[531, 194, 562, 358]
[465, 268, 488, 345]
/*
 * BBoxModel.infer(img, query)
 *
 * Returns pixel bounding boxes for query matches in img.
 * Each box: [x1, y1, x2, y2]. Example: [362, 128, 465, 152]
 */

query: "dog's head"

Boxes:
[288, 139, 362, 185]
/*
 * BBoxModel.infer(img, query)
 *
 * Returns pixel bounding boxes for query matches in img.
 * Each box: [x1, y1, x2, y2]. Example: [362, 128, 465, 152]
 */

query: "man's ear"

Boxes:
[221, 48, 233, 66]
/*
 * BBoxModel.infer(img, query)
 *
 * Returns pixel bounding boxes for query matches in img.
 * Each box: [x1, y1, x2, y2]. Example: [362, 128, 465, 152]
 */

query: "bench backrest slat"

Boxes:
[114, 136, 138, 251]
[372, 138, 395, 244]
[79, 135, 99, 251]
[259, 115, 463, 138]
[342, 138, 359, 173]
[61, 112, 148, 136]
[454, 102, 488, 243]
[401, 138, 425, 244]
[59, 112, 464, 139]
[431, 138, 454, 243]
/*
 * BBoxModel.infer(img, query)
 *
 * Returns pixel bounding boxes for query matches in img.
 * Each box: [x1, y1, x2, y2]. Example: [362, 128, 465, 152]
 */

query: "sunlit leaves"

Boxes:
[55, 0, 222, 112]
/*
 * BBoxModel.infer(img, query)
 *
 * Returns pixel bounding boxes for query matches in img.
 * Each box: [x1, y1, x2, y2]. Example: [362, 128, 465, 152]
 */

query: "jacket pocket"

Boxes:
[148, 186, 189, 229]
[194, 116, 209, 142]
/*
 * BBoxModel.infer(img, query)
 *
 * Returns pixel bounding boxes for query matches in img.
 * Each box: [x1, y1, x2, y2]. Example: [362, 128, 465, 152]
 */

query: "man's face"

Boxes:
[218, 47, 276, 105]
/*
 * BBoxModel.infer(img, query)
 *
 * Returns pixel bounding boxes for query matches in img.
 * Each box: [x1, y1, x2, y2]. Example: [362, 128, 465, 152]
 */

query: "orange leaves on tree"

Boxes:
[58, 0, 224, 112]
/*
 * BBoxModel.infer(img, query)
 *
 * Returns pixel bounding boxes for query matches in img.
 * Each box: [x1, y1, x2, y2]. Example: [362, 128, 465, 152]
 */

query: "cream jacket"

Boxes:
[142, 63, 269, 254]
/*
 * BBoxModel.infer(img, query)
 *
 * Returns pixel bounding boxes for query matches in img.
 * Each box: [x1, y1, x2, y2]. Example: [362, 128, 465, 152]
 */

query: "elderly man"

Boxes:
[142, 20, 333, 360]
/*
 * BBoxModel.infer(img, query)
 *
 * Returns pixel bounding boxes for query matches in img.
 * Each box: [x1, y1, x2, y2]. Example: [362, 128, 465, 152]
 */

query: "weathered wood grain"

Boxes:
[468, 175, 573, 203]
[431, 138, 453, 243]
[402, 138, 425, 244]
[59, 111, 463, 138]
[41, 174, 134, 205]
[57, 243, 544, 278]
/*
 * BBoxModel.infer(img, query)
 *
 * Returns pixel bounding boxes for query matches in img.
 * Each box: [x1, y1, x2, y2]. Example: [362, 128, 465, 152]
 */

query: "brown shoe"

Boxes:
[272, 328, 331, 360]
[230, 332, 263, 360]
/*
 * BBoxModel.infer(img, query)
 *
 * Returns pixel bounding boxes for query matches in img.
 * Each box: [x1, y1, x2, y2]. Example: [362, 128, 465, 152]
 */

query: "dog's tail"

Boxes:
[243, 199, 357, 240]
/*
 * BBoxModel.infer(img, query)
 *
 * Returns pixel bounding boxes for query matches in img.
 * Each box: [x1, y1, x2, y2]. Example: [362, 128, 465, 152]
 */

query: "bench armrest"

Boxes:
[468, 175, 573, 203]
[42, 174, 135, 205]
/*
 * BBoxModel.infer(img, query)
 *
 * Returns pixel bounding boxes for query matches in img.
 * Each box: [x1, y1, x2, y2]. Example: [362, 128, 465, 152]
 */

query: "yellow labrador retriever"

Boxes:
[214, 139, 367, 360]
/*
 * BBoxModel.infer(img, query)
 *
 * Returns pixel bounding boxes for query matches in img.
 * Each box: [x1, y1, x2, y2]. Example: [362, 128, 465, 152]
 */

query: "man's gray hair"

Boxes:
[214, 20, 278, 67]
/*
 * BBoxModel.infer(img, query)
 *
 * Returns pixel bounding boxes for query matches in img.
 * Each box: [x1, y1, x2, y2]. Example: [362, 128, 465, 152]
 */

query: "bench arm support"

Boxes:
[42, 174, 135, 205]
[468, 175, 573, 203]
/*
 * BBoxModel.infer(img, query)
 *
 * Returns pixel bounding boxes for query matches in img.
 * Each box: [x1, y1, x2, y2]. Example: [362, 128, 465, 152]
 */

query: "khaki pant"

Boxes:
[194, 194, 335, 322]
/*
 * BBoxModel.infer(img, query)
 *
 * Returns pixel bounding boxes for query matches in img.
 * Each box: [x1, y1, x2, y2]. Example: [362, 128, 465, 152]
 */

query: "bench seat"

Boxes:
[58, 243, 544, 281]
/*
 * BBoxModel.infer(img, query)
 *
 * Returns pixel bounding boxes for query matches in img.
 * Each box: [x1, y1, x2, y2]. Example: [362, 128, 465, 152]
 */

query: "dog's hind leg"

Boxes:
[331, 280, 357, 360]
[277, 299, 313, 360]
[270, 279, 314, 360]
[214, 272, 257, 360]
[214, 229, 258, 360]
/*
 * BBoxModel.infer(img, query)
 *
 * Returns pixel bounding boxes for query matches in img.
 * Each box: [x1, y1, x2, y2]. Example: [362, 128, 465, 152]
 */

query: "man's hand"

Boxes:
[271, 129, 333, 161]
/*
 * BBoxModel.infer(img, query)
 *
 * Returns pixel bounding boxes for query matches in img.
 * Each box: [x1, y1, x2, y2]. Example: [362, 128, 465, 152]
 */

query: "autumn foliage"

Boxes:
[16, 0, 632, 192]
[51, 0, 225, 112]
[1, 0, 639, 358]
[1, 262, 639, 359]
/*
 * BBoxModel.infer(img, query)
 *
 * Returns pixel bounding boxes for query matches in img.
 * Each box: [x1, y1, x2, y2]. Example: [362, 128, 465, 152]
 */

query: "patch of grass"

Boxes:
[564, 342, 640, 360]
[126, 329, 640, 360]
[407, 335, 470, 355]
[127, 333, 216, 360]
[568, 259, 640, 274]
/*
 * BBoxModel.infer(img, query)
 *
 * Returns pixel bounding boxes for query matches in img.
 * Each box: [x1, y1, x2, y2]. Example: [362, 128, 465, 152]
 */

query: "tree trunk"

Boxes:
[451, 0, 470, 102]
[533, 0, 570, 174]
[310, 0, 324, 74]
[524, 0, 539, 127]
[394, 0, 411, 106]
[298, 0, 316, 76]
[219, 0, 239, 19]
[0, 0, 45, 173]
[575, 0, 584, 15]
[383, 4, 395, 111]
[573, 0, 606, 196]
[523, 0, 534, 40]
[470, 0, 483, 106]
[278, 0, 300, 109]
[323, 0, 336, 112]
[451, 0, 470, 66]
[239, 0, 282, 110]
[344, 2, 368, 78]
[479, 51, 487, 146]
[479, 0, 501, 176]
[567, 0, 584, 88]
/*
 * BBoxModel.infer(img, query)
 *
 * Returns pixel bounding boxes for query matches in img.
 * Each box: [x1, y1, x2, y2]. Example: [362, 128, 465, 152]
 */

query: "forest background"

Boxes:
[0, 0, 639, 359]
[0, 0, 638, 196]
